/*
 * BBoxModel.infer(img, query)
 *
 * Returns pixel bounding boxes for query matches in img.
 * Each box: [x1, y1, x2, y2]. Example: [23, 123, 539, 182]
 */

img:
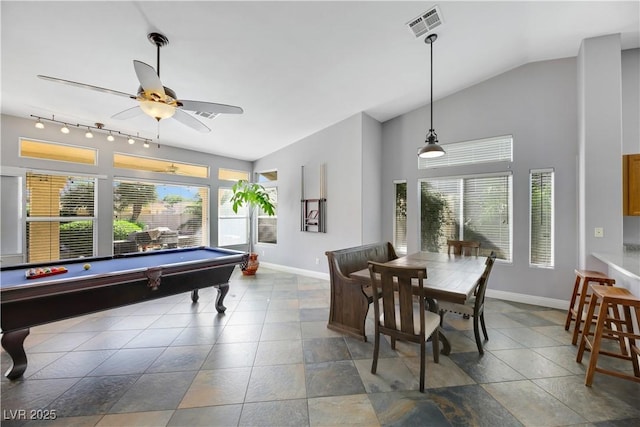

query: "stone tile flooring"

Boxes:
[1, 267, 639, 426]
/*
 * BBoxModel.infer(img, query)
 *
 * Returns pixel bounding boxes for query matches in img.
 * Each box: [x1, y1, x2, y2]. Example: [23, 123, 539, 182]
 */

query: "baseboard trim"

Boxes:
[259, 262, 330, 281]
[486, 289, 567, 310]
[261, 262, 568, 309]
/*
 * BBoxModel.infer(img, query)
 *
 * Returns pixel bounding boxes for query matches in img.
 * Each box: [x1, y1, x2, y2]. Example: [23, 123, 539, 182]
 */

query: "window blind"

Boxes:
[420, 174, 512, 261]
[530, 169, 554, 268]
[257, 186, 277, 244]
[418, 135, 513, 169]
[218, 187, 248, 246]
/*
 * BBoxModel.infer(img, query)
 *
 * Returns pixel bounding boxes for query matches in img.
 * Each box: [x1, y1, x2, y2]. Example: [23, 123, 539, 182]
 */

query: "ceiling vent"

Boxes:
[406, 5, 443, 39]
[194, 111, 219, 120]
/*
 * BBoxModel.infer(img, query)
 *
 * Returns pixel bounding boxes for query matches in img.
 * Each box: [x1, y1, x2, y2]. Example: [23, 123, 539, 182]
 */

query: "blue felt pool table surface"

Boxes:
[1, 247, 239, 289]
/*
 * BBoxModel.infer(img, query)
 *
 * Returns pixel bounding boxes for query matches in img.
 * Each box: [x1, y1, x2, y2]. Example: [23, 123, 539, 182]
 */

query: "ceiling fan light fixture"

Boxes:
[34, 118, 44, 129]
[140, 100, 176, 120]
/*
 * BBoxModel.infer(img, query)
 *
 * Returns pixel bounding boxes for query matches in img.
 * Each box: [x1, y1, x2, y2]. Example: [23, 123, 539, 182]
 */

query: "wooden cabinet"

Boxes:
[623, 154, 640, 216]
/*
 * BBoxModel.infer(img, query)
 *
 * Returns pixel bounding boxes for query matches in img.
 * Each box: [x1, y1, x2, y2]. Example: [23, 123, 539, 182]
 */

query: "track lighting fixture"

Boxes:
[30, 114, 155, 148]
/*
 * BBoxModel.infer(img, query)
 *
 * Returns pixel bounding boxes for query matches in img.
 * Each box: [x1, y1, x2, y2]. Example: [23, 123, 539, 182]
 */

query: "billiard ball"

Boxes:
[83, 263, 91, 270]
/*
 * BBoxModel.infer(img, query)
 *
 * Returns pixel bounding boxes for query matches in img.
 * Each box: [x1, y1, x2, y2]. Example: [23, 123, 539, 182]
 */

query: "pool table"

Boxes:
[0, 246, 247, 380]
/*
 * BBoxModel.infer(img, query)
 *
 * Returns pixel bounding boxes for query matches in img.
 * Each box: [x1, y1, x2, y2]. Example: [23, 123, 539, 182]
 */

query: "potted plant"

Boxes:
[230, 179, 276, 275]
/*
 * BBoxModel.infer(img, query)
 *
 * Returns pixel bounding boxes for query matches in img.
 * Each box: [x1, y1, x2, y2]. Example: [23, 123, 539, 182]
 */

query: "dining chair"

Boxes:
[439, 251, 496, 355]
[447, 240, 481, 256]
[368, 261, 440, 392]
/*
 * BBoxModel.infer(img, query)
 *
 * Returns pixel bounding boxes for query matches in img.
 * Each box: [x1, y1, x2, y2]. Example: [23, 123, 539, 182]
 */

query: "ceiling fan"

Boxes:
[37, 32, 243, 134]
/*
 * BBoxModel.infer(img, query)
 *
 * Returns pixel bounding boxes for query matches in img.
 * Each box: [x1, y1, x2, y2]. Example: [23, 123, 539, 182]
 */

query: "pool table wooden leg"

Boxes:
[2, 328, 30, 380]
[214, 283, 229, 313]
[191, 289, 200, 303]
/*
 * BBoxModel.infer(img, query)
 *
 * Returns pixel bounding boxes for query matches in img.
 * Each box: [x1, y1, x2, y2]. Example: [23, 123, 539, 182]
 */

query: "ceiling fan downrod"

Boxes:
[147, 32, 169, 78]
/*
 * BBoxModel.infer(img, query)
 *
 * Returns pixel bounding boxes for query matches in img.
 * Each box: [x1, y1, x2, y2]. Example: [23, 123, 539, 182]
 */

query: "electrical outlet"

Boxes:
[594, 227, 604, 238]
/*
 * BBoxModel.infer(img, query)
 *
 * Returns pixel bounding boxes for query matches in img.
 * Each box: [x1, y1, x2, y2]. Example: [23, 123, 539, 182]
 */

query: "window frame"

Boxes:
[113, 177, 210, 253]
[393, 180, 408, 254]
[418, 171, 513, 262]
[25, 171, 98, 262]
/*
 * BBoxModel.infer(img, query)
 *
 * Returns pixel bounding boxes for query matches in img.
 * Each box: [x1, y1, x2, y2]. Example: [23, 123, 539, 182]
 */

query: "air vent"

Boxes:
[406, 5, 443, 39]
[194, 111, 219, 120]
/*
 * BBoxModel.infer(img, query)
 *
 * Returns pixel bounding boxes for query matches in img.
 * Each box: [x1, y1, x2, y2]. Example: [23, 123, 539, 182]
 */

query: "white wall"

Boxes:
[0, 114, 252, 257]
[253, 113, 381, 273]
[361, 113, 382, 244]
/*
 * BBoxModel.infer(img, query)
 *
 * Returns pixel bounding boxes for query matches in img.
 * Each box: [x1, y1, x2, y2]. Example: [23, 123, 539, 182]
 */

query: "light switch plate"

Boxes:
[594, 227, 604, 238]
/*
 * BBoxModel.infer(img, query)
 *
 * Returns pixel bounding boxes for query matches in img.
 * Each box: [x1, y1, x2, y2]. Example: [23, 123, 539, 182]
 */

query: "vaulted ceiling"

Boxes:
[2, 1, 638, 161]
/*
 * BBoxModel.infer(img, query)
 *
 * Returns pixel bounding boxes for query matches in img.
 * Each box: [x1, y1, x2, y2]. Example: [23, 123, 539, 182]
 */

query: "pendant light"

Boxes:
[418, 33, 445, 159]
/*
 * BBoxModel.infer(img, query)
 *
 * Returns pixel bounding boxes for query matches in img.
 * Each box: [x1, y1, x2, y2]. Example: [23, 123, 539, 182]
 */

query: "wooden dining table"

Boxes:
[349, 251, 488, 355]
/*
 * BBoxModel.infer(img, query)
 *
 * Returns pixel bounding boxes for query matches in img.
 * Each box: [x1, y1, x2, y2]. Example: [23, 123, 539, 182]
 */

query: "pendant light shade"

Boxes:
[418, 33, 445, 159]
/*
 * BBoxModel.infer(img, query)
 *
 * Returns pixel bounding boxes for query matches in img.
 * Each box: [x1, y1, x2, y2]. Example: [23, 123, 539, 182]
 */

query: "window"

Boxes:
[530, 169, 554, 268]
[393, 181, 407, 254]
[420, 173, 512, 261]
[26, 172, 96, 262]
[218, 187, 248, 246]
[113, 179, 209, 253]
[20, 138, 96, 165]
[256, 171, 277, 244]
[218, 168, 249, 182]
[418, 135, 512, 169]
[114, 153, 209, 178]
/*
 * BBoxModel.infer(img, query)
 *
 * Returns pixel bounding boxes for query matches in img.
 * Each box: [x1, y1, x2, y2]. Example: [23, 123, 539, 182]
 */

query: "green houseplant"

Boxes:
[230, 179, 276, 275]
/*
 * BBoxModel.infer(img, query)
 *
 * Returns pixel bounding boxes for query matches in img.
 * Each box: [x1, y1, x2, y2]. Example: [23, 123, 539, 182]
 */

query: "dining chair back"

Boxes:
[439, 251, 496, 355]
[447, 240, 481, 256]
[368, 261, 440, 392]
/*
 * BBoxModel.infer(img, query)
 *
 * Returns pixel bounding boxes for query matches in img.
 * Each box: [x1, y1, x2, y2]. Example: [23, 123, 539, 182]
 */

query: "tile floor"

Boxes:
[1, 267, 639, 426]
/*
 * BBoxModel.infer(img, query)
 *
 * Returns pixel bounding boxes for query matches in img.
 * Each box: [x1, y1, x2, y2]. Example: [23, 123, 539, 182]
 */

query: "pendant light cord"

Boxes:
[430, 38, 433, 131]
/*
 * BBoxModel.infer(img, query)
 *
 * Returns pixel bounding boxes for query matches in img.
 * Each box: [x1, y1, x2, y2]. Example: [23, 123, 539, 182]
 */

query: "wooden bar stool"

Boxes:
[576, 284, 640, 386]
[565, 269, 615, 345]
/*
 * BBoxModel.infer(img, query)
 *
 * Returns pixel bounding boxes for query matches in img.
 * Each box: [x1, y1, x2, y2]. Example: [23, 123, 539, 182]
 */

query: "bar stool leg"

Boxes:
[565, 274, 582, 330]
[576, 291, 598, 364]
[584, 299, 610, 387]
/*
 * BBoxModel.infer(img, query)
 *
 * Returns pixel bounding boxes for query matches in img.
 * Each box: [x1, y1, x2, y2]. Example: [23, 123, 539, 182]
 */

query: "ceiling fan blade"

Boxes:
[112, 106, 144, 120]
[179, 99, 243, 115]
[173, 109, 210, 133]
[37, 75, 136, 99]
[133, 60, 165, 97]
